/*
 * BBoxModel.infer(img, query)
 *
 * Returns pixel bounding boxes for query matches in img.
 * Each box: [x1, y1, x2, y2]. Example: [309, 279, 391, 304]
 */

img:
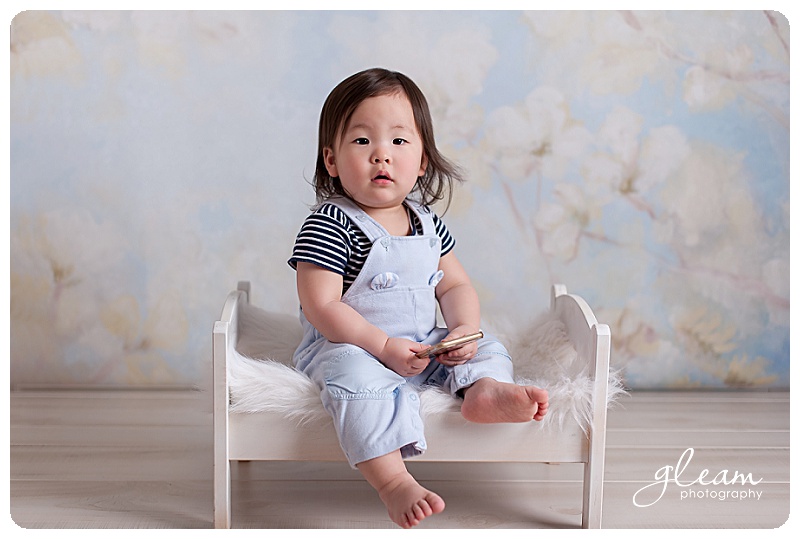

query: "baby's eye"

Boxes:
[353, 137, 369, 145]
[393, 138, 408, 145]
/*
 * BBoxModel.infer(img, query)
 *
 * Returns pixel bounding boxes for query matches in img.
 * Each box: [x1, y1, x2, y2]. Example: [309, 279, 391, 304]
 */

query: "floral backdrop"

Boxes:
[9, 10, 789, 389]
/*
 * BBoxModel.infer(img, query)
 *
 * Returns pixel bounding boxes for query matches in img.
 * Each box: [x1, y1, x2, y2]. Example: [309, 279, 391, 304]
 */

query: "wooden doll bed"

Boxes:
[213, 281, 614, 529]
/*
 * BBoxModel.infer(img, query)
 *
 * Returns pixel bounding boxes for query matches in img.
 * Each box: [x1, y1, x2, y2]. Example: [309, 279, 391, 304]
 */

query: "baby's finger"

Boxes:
[443, 342, 476, 360]
[435, 352, 470, 366]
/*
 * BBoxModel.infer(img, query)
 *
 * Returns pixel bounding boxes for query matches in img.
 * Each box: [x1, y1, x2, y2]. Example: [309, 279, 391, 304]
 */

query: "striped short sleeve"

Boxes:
[288, 204, 353, 276]
[432, 213, 455, 256]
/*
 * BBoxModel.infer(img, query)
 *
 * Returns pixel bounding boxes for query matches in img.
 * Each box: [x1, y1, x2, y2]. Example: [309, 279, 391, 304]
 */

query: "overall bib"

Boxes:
[293, 196, 514, 467]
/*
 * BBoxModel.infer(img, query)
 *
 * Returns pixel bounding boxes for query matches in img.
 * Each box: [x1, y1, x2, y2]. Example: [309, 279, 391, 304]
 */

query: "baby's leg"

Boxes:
[357, 450, 445, 528]
[461, 377, 549, 423]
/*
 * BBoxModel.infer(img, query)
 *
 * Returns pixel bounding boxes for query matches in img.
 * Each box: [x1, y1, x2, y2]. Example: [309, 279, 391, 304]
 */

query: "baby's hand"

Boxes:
[433, 326, 479, 367]
[379, 337, 431, 377]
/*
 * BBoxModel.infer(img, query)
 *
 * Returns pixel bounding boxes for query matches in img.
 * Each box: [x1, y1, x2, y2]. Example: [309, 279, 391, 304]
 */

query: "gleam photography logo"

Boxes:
[633, 448, 763, 508]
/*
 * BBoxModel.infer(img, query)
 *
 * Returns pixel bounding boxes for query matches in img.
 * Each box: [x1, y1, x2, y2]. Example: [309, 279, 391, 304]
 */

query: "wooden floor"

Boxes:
[8, 389, 792, 530]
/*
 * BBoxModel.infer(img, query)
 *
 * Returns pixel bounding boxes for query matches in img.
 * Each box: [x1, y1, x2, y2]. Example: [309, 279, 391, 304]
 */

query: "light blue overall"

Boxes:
[293, 196, 514, 467]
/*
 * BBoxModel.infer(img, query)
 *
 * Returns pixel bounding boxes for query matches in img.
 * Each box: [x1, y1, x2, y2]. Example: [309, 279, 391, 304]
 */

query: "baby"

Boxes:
[289, 67, 548, 528]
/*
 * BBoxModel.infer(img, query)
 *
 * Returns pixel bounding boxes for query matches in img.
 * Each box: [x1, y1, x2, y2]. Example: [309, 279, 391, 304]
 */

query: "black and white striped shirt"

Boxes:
[289, 203, 455, 295]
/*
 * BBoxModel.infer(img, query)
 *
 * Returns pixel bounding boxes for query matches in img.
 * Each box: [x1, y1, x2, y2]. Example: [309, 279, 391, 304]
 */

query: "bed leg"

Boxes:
[582, 447, 604, 528]
[213, 458, 231, 528]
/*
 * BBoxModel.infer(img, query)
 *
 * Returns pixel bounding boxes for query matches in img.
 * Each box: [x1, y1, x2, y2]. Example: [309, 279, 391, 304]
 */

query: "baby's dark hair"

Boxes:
[314, 67, 463, 211]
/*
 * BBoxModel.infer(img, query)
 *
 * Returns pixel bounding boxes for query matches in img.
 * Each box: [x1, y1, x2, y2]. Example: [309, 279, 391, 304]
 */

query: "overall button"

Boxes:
[371, 272, 399, 290]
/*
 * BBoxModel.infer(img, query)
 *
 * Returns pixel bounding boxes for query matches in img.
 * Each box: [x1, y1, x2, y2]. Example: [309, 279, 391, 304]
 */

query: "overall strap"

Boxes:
[325, 196, 437, 242]
[325, 196, 387, 243]
[403, 199, 437, 237]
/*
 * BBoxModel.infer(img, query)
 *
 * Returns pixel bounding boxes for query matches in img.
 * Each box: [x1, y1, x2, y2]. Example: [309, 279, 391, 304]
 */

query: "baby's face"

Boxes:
[323, 93, 428, 212]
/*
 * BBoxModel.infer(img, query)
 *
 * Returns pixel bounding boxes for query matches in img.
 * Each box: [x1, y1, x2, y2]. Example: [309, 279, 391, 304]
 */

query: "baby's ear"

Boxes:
[323, 147, 338, 177]
[418, 153, 428, 177]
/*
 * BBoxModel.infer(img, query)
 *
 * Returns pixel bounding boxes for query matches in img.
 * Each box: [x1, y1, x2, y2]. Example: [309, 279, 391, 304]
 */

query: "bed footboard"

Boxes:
[551, 284, 611, 528]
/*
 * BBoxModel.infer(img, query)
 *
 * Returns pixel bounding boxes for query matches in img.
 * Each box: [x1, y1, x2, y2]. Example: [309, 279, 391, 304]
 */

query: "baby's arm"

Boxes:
[434, 252, 482, 366]
[296, 262, 430, 376]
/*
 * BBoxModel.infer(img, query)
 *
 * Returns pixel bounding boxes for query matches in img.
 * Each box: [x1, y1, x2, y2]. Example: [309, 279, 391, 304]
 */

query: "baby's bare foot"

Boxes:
[377, 472, 446, 528]
[461, 378, 549, 423]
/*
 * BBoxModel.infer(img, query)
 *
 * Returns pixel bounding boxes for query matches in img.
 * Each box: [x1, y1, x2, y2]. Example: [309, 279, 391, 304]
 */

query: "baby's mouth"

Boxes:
[372, 173, 393, 183]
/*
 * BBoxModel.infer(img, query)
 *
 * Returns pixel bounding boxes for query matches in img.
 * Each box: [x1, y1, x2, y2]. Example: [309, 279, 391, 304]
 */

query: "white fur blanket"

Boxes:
[228, 304, 626, 433]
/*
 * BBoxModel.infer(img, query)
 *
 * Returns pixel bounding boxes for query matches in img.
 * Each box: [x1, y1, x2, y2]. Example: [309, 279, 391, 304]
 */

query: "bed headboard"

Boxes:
[212, 282, 250, 527]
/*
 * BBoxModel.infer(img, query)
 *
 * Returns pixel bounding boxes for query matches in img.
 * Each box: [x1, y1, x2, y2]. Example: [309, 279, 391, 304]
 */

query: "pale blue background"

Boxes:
[10, 10, 789, 389]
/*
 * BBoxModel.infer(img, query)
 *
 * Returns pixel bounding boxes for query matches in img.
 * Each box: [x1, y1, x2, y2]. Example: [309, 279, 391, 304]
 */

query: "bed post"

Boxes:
[213, 316, 232, 528]
[237, 280, 250, 303]
[582, 321, 610, 529]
